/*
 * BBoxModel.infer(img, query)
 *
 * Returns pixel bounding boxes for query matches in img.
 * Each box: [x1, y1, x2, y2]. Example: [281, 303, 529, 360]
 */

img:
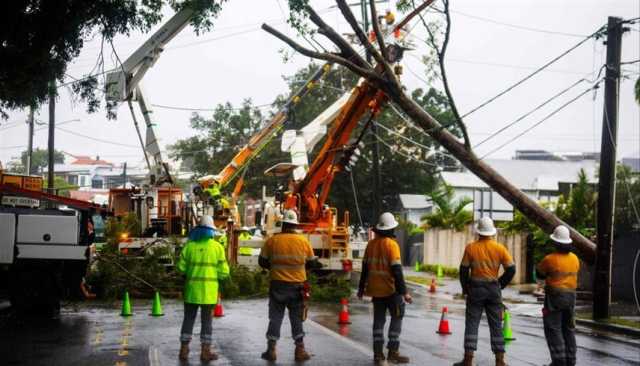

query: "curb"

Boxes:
[576, 318, 640, 338]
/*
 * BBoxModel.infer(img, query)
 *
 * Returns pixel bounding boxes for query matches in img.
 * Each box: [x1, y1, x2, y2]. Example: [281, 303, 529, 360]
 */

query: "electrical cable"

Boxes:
[480, 83, 600, 159]
[349, 170, 364, 228]
[460, 25, 605, 119]
[473, 78, 593, 148]
[55, 126, 140, 148]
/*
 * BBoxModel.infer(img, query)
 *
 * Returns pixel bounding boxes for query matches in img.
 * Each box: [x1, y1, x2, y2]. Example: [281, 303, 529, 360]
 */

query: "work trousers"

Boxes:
[372, 293, 405, 353]
[266, 281, 305, 343]
[180, 303, 214, 344]
[543, 288, 577, 366]
[463, 280, 505, 354]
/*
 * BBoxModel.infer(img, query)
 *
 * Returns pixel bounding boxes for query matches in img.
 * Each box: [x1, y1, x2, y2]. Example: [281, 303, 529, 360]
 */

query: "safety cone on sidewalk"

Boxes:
[436, 264, 444, 281]
[503, 310, 516, 341]
[436, 306, 452, 335]
[414, 260, 421, 272]
[150, 291, 164, 316]
[213, 293, 225, 317]
[429, 278, 437, 293]
[120, 291, 132, 317]
[338, 298, 351, 324]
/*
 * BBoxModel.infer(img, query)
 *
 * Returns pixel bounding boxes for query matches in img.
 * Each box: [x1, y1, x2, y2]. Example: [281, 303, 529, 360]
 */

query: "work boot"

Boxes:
[200, 344, 218, 362]
[495, 352, 506, 366]
[373, 352, 386, 364]
[387, 350, 410, 364]
[261, 340, 277, 362]
[179, 342, 189, 361]
[453, 351, 474, 366]
[294, 342, 311, 362]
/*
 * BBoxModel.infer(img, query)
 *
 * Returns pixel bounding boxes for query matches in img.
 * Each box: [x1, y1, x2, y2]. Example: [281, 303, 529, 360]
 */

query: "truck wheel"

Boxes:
[8, 263, 61, 318]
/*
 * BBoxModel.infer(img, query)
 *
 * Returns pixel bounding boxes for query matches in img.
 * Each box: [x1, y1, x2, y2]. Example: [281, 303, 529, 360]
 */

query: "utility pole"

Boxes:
[26, 106, 35, 175]
[361, 0, 382, 222]
[593, 16, 623, 320]
[47, 80, 56, 194]
[122, 162, 128, 187]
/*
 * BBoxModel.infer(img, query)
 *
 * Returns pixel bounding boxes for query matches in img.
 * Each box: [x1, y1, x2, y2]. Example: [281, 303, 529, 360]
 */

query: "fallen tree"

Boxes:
[263, 0, 597, 263]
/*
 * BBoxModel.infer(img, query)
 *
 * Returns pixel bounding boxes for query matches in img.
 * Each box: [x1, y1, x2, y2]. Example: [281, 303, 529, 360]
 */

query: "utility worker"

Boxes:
[455, 217, 516, 366]
[238, 226, 253, 256]
[537, 225, 580, 366]
[215, 224, 228, 249]
[258, 210, 321, 362]
[358, 212, 412, 364]
[177, 215, 230, 362]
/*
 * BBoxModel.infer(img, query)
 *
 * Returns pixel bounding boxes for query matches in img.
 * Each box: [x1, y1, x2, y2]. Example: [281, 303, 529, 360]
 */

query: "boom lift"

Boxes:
[105, 7, 196, 237]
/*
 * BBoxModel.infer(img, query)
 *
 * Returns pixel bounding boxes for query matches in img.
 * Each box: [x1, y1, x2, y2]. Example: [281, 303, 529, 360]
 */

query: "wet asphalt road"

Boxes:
[1, 283, 639, 366]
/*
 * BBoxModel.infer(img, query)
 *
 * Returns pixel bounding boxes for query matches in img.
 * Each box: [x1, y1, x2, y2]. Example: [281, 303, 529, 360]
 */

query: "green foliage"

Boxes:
[105, 213, 142, 243]
[8, 148, 65, 174]
[43, 176, 78, 197]
[0, 1, 226, 117]
[308, 273, 352, 302]
[635, 77, 640, 105]
[615, 164, 640, 233]
[220, 265, 270, 299]
[421, 183, 472, 231]
[417, 264, 459, 278]
[170, 63, 458, 224]
[398, 216, 423, 236]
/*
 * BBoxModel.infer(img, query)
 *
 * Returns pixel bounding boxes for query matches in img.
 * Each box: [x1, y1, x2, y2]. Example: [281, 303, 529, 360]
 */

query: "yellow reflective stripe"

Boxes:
[187, 276, 217, 282]
[271, 254, 307, 260]
[470, 276, 499, 282]
[365, 257, 390, 266]
[187, 261, 217, 267]
[390, 259, 402, 266]
[369, 270, 391, 277]
[272, 264, 305, 270]
[547, 271, 577, 279]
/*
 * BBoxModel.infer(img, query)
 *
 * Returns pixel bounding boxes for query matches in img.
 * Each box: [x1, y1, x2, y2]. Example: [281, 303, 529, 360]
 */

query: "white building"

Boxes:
[441, 158, 598, 221]
[397, 194, 433, 225]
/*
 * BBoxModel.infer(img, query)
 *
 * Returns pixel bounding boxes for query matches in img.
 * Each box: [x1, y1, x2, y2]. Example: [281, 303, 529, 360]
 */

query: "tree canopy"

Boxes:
[0, 0, 226, 118]
[170, 63, 462, 225]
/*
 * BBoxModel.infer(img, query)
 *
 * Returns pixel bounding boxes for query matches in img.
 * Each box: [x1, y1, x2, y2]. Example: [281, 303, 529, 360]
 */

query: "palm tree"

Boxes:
[421, 183, 473, 231]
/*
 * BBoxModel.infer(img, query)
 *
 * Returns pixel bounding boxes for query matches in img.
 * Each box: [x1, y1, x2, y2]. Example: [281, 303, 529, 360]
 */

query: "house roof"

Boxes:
[398, 194, 432, 209]
[69, 155, 113, 166]
[441, 158, 598, 191]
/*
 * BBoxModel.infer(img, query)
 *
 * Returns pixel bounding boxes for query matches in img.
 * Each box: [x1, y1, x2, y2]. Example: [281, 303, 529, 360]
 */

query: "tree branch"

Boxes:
[368, 1, 389, 63]
[335, 0, 386, 68]
[261, 23, 384, 84]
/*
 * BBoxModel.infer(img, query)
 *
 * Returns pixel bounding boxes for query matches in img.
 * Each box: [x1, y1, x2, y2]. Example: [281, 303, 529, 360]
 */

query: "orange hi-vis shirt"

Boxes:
[363, 237, 402, 297]
[537, 252, 580, 291]
[461, 238, 514, 281]
[260, 232, 315, 283]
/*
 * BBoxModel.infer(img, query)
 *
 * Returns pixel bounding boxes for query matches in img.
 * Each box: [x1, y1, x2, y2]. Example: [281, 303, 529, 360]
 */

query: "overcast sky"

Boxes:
[0, 0, 638, 171]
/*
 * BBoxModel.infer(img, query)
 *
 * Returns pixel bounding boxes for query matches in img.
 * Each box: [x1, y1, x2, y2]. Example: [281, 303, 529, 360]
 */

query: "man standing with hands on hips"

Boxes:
[358, 212, 412, 364]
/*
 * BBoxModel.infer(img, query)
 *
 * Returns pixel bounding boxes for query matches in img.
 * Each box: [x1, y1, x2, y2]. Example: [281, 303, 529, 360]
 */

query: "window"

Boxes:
[91, 179, 103, 189]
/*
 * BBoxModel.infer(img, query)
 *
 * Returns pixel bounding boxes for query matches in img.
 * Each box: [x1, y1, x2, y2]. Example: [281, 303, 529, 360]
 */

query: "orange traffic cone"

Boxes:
[338, 298, 351, 324]
[429, 278, 437, 293]
[213, 294, 224, 318]
[436, 306, 452, 335]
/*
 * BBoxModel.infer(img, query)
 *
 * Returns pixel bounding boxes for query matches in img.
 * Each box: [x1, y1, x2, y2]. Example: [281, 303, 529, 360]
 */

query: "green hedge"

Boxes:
[417, 264, 459, 278]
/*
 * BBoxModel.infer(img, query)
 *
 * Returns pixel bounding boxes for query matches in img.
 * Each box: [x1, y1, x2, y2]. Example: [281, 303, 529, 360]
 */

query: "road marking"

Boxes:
[115, 362, 127, 366]
[307, 319, 372, 357]
[148, 346, 161, 366]
[117, 349, 129, 356]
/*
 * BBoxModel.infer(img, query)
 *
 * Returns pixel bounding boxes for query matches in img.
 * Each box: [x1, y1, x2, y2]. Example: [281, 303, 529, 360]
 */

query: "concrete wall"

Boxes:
[423, 225, 527, 284]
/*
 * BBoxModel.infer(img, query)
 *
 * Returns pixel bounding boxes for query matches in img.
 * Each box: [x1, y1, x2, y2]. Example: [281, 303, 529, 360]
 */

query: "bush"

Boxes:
[308, 273, 352, 302]
[220, 265, 269, 299]
[418, 264, 459, 278]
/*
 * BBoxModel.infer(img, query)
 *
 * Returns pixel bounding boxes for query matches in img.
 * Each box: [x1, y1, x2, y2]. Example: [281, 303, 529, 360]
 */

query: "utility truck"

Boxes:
[0, 169, 109, 316]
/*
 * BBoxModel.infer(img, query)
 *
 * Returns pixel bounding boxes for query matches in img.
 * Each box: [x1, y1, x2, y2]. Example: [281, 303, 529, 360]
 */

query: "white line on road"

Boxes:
[307, 319, 372, 357]
[148, 346, 161, 366]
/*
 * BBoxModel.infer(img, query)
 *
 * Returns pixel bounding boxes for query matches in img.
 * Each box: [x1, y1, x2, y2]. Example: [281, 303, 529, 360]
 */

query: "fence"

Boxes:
[423, 225, 527, 284]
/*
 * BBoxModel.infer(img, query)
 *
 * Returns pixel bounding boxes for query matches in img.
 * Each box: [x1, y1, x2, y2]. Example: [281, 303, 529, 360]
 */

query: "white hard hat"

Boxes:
[198, 215, 215, 229]
[282, 210, 299, 225]
[376, 212, 399, 231]
[550, 225, 572, 244]
[241, 226, 250, 231]
[475, 217, 497, 236]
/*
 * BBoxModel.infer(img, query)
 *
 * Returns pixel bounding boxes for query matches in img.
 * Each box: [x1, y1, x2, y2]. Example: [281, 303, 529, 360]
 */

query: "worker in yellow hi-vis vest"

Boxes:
[537, 225, 580, 366]
[238, 226, 253, 256]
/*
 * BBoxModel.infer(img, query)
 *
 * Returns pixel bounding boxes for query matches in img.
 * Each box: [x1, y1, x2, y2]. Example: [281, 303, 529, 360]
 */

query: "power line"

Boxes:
[55, 126, 139, 148]
[473, 77, 593, 148]
[449, 9, 588, 38]
[460, 24, 605, 119]
[480, 83, 600, 159]
[151, 102, 273, 112]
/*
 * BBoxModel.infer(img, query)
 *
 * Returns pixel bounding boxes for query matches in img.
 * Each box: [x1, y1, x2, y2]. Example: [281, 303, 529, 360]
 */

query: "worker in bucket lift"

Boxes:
[358, 212, 412, 364]
[455, 217, 516, 366]
[177, 215, 230, 362]
[238, 226, 253, 256]
[258, 210, 322, 362]
[537, 225, 580, 366]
